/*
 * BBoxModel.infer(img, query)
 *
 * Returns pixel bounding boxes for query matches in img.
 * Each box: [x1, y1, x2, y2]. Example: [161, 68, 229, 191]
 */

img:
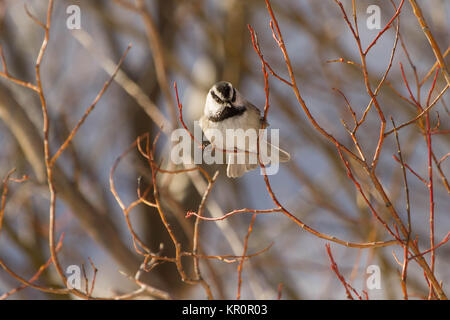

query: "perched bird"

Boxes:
[199, 81, 290, 178]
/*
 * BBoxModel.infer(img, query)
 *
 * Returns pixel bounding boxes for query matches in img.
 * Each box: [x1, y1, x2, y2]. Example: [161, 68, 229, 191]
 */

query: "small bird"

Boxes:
[199, 81, 290, 178]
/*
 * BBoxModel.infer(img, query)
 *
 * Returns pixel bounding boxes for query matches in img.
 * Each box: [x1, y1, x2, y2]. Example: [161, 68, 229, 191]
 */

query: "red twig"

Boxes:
[277, 283, 283, 300]
[399, 62, 421, 110]
[87, 257, 98, 297]
[325, 244, 364, 300]
[333, 0, 387, 170]
[248, 24, 293, 121]
[174, 81, 198, 144]
[364, 0, 405, 55]
[383, 83, 448, 137]
[425, 67, 439, 299]
[248, 25, 269, 121]
[237, 214, 257, 300]
[393, 155, 428, 185]
[408, 232, 449, 261]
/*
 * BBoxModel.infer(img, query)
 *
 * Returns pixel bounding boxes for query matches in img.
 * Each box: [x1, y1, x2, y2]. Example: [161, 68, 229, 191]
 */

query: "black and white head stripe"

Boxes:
[212, 81, 236, 103]
[210, 90, 224, 104]
[216, 81, 231, 100]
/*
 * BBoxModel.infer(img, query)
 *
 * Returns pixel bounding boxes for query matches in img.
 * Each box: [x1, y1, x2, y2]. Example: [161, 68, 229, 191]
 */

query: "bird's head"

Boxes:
[204, 81, 242, 116]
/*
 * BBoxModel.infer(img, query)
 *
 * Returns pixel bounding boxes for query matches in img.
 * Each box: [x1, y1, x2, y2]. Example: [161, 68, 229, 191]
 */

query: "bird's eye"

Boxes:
[210, 90, 223, 104]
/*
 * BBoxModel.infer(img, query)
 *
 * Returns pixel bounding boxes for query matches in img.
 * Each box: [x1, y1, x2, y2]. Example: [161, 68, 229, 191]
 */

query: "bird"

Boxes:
[199, 81, 290, 178]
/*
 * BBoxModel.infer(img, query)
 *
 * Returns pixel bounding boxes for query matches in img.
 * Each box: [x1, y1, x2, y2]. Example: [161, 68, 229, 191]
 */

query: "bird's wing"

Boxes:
[246, 101, 269, 128]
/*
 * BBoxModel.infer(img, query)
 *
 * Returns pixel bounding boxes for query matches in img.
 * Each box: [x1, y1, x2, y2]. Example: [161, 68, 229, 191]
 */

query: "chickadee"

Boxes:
[199, 81, 290, 178]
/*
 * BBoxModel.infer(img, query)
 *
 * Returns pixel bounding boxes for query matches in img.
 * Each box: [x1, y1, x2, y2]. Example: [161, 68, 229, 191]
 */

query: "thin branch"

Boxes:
[391, 117, 411, 300]
[420, 46, 450, 86]
[186, 207, 282, 221]
[393, 155, 428, 185]
[0, 233, 65, 300]
[384, 84, 449, 136]
[237, 214, 257, 300]
[364, 0, 405, 55]
[325, 244, 364, 300]
[0, 45, 39, 91]
[0, 169, 28, 234]
[192, 170, 219, 300]
[50, 44, 132, 167]
[408, 0, 450, 86]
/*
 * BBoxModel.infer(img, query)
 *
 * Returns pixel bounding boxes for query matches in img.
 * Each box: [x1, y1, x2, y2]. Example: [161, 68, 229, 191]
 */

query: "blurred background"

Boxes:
[0, 0, 448, 299]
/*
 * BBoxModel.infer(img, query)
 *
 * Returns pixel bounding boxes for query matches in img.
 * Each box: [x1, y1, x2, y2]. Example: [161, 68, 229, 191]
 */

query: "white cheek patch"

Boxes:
[204, 94, 220, 116]
[212, 87, 221, 99]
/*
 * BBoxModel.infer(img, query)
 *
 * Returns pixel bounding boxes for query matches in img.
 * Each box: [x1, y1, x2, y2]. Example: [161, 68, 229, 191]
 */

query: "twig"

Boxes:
[262, 0, 446, 298]
[0, 233, 65, 300]
[336, 144, 402, 243]
[391, 117, 411, 299]
[384, 84, 449, 137]
[399, 62, 421, 109]
[408, 0, 450, 86]
[364, 0, 405, 55]
[145, 130, 212, 296]
[265, 0, 365, 167]
[186, 207, 282, 221]
[50, 44, 132, 167]
[425, 67, 439, 299]
[110, 134, 155, 256]
[0, 45, 39, 91]
[393, 155, 427, 185]
[117, 270, 172, 300]
[325, 244, 364, 300]
[237, 214, 257, 300]
[0, 169, 28, 234]
[420, 46, 450, 86]
[87, 257, 98, 297]
[358, 4, 400, 129]
[192, 170, 219, 299]
[334, 0, 387, 170]
[277, 283, 283, 300]
[184, 243, 273, 264]
[27, 0, 70, 289]
[408, 233, 449, 261]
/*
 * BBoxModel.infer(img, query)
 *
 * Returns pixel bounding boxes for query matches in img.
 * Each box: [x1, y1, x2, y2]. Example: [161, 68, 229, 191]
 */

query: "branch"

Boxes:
[50, 44, 132, 167]
[408, 0, 450, 86]
[237, 214, 257, 300]
[364, 0, 405, 55]
[325, 244, 366, 300]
